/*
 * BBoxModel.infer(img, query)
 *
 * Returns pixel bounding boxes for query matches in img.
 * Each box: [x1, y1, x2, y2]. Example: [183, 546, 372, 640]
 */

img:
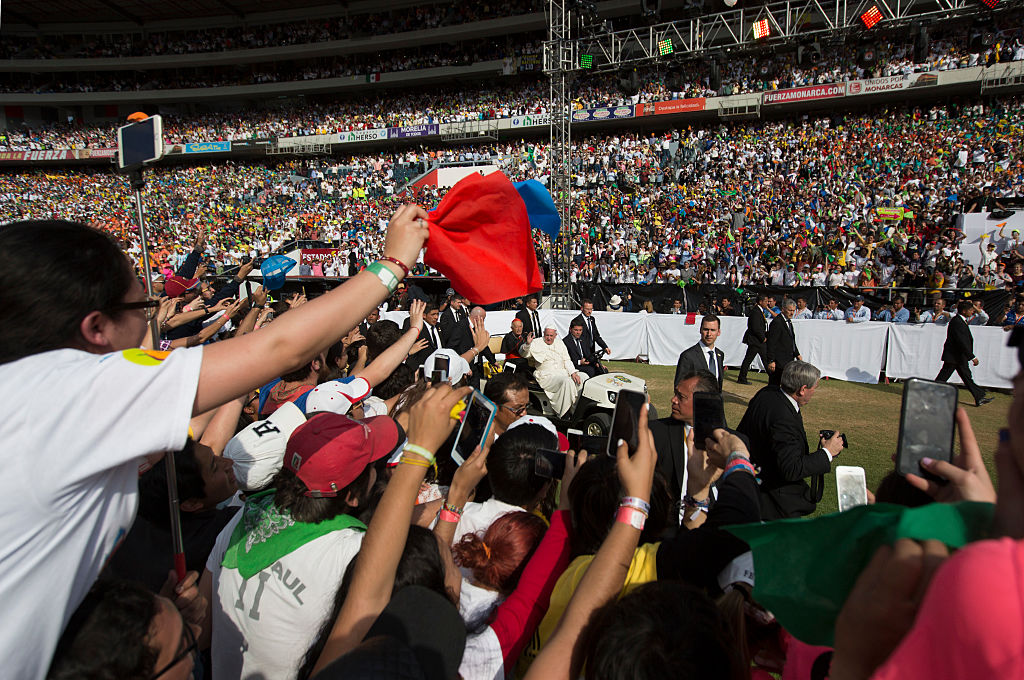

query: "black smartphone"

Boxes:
[452, 390, 497, 466]
[606, 389, 646, 457]
[534, 448, 566, 479]
[895, 378, 958, 481]
[693, 391, 727, 447]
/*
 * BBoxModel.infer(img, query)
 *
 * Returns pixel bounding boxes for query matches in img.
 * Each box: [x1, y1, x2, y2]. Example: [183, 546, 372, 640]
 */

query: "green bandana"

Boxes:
[725, 501, 993, 646]
[222, 490, 366, 578]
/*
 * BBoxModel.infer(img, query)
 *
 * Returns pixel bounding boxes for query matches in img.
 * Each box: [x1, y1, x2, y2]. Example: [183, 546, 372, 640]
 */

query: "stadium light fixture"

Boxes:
[580, 54, 594, 69]
[860, 6, 883, 29]
[752, 18, 771, 40]
[657, 38, 674, 56]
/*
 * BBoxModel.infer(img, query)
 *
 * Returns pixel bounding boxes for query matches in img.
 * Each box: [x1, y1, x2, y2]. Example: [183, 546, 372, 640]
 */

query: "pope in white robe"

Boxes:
[523, 326, 584, 417]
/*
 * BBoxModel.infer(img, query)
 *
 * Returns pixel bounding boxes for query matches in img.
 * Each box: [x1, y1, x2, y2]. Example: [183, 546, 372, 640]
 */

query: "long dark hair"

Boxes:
[0, 220, 135, 364]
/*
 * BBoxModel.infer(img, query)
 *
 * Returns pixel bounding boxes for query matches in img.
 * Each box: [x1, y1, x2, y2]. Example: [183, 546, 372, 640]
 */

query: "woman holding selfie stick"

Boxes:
[0, 204, 430, 680]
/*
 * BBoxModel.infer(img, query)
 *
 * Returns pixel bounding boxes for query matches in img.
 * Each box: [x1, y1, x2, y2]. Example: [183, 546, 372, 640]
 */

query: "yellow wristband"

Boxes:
[403, 443, 435, 464]
[400, 454, 431, 468]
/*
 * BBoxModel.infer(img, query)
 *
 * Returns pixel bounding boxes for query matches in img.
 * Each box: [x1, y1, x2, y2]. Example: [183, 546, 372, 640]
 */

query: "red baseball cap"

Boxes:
[164, 275, 199, 298]
[285, 413, 400, 498]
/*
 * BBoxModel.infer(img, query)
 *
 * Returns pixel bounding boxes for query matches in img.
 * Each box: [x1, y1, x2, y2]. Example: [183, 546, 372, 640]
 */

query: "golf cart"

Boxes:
[526, 371, 655, 437]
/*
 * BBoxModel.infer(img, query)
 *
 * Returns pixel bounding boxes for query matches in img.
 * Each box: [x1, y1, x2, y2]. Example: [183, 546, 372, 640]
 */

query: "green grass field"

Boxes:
[604, 361, 1013, 516]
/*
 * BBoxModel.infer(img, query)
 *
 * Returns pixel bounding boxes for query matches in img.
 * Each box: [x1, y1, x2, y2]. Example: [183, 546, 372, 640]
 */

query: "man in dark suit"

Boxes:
[936, 300, 992, 406]
[359, 307, 380, 337]
[673, 314, 725, 390]
[515, 295, 544, 338]
[651, 370, 728, 527]
[737, 361, 845, 519]
[573, 299, 611, 358]
[765, 298, 801, 386]
[737, 295, 773, 384]
[409, 302, 442, 369]
[563, 319, 603, 378]
[438, 294, 467, 345]
[445, 305, 495, 388]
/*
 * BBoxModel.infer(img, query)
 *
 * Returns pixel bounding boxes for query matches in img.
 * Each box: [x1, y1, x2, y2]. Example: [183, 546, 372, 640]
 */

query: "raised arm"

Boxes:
[353, 299, 426, 386]
[194, 205, 429, 414]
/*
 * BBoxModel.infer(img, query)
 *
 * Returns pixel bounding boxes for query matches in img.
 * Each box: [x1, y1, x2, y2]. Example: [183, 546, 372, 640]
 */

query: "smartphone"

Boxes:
[606, 389, 646, 457]
[534, 448, 566, 479]
[692, 391, 726, 448]
[895, 378, 958, 480]
[836, 465, 868, 512]
[452, 390, 497, 465]
[117, 114, 164, 169]
[503, 362, 517, 373]
[431, 355, 450, 384]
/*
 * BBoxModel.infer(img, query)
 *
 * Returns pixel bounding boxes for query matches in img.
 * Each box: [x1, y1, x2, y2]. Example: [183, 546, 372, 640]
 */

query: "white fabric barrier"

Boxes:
[795, 320, 889, 385]
[885, 323, 1017, 389]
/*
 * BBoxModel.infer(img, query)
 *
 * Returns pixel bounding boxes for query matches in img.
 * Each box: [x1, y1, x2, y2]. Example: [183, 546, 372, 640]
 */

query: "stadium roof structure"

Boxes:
[0, 0, 423, 28]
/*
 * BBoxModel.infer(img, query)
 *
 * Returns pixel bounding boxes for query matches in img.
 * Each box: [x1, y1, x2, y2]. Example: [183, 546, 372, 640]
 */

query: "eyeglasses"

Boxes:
[150, 613, 199, 680]
[104, 298, 161, 321]
[503, 403, 528, 417]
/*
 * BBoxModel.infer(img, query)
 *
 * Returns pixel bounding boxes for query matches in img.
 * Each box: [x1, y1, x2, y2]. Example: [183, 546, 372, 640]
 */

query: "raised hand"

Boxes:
[383, 203, 431, 273]
[408, 298, 426, 331]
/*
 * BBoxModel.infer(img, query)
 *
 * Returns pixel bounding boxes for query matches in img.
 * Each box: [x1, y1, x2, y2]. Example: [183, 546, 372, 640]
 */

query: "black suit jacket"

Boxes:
[563, 334, 589, 370]
[765, 315, 800, 366]
[736, 386, 831, 519]
[573, 313, 608, 355]
[410, 323, 441, 368]
[941, 315, 975, 364]
[742, 308, 769, 350]
[438, 307, 463, 345]
[674, 343, 725, 390]
[515, 308, 544, 338]
[445, 317, 495, 384]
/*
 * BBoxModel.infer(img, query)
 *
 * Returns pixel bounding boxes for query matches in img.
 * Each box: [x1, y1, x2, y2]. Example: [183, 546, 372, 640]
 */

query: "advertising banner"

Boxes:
[876, 207, 907, 220]
[184, 141, 231, 153]
[341, 128, 389, 143]
[387, 124, 439, 139]
[846, 72, 939, 96]
[0, 150, 75, 161]
[570, 105, 634, 122]
[763, 83, 845, 105]
[636, 98, 706, 116]
[300, 248, 341, 266]
[510, 113, 552, 127]
[68, 148, 116, 159]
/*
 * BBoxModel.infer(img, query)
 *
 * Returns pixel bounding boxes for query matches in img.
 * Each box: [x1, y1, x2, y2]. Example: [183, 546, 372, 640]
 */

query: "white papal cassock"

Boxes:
[524, 338, 583, 417]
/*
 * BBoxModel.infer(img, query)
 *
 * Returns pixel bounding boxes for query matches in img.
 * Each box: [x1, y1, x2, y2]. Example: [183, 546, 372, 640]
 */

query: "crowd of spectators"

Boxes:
[0, 1, 545, 59]
[3, 97, 1023, 313]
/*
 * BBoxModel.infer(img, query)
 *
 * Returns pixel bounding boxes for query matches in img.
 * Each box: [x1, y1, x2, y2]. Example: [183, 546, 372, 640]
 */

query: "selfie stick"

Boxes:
[127, 162, 188, 583]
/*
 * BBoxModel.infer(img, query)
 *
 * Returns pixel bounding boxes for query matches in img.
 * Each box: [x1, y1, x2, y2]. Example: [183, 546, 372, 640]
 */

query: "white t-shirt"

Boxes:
[0, 347, 202, 680]
[207, 510, 364, 680]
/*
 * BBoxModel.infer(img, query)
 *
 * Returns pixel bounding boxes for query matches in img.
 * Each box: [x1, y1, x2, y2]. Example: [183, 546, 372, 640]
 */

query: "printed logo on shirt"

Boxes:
[121, 349, 171, 366]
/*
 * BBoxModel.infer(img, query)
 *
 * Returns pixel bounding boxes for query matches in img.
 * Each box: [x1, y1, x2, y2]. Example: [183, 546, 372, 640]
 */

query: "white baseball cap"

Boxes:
[223, 401, 307, 492]
[305, 377, 372, 416]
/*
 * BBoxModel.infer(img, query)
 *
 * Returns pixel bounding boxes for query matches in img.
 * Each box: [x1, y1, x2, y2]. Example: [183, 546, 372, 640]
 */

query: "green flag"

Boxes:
[725, 501, 994, 646]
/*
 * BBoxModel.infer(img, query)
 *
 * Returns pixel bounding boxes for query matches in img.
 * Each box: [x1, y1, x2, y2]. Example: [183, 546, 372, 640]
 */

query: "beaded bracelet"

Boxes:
[620, 496, 651, 516]
[379, 256, 410, 277]
[616, 506, 647, 530]
[403, 443, 435, 465]
[442, 501, 464, 515]
[683, 494, 711, 509]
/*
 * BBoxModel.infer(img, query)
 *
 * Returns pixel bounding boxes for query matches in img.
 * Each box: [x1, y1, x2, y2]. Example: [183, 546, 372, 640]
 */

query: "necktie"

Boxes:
[577, 339, 583, 358]
[532, 311, 540, 336]
[788, 319, 794, 337]
[707, 350, 717, 378]
[431, 325, 440, 349]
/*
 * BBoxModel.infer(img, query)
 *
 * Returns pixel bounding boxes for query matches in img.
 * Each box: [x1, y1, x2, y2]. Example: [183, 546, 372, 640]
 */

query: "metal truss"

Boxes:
[576, 0, 1014, 70]
[545, 0, 575, 294]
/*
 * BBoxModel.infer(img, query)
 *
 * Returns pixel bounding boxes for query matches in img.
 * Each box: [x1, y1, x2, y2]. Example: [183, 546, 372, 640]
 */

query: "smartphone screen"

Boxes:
[503, 362, 517, 373]
[431, 355, 450, 384]
[534, 448, 566, 479]
[452, 390, 497, 465]
[117, 115, 164, 169]
[607, 389, 646, 457]
[836, 465, 868, 512]
[895, 378, 958, 480]
[692, 391, 726, 447]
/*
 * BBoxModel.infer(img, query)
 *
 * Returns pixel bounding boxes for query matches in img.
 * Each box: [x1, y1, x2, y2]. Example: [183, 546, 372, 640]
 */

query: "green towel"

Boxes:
[725, 501, 994, 646]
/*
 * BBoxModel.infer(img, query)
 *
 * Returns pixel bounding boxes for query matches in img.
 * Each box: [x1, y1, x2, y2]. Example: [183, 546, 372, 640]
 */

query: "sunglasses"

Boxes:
[104, 298, 162, 321]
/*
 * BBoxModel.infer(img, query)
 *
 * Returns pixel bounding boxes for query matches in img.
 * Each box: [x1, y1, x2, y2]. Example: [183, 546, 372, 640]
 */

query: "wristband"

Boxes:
[620, 496, 651, 515]
[366, 261, 399, 294]
[616, 506, 647, 530]
[380, 256, 410, 277]
[726, 451, 749, 464]
[400, 454, 431, 468]
[403, 443, 435, 465]
[722, 459, 757, 480]
[439, 509, 462, 523]
[683, 494, 711, 509]
[442, 501, 464, 515]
